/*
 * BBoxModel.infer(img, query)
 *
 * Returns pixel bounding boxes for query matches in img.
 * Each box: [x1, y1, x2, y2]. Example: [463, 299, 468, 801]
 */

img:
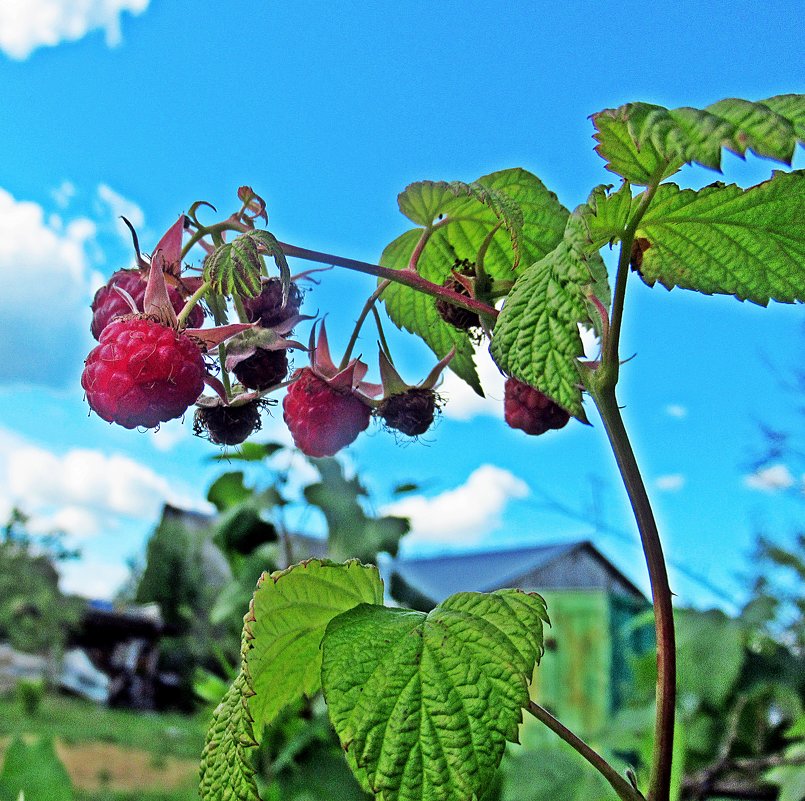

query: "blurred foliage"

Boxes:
[0, 509, 82, 654]
[604, 535, 805, 800]
[134, 506, 234, 709]
[0, 736, 73, 801]
[16, 677, 44, 717]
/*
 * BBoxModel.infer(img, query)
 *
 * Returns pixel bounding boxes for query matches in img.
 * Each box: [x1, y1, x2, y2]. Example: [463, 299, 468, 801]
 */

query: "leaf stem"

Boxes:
[587, 382, 675, 801]
[526, 701, 644, 801]
[275, 240, 498, 320]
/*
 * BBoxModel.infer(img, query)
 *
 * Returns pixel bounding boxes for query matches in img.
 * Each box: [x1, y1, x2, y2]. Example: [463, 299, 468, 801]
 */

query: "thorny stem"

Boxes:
[588, 384, 676, 801]
[340, 280, 391, 370]
[527, 702, 644, 801]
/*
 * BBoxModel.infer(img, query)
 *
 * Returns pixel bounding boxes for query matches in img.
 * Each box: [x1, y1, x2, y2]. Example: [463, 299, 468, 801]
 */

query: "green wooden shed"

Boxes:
[389, 540, 651, 737]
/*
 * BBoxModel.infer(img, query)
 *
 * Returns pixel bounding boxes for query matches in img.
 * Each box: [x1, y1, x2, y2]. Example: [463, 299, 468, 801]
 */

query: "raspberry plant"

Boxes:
[81, 96, 805, 801]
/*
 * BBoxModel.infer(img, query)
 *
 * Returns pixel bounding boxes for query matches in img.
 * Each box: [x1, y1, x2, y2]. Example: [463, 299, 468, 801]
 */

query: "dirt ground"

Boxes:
[0, 736, 199, 791]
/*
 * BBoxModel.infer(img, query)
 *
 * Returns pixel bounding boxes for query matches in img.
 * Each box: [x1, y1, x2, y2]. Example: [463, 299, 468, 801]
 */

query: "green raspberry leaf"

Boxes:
[634, 170, 805, 304]
[383, 169, 569, 394]
[199, 627, 260, 800]
[322, 589, 548, 801]
[592, 95, 805, 184]
[381, 229, 482, 394]
[204, 229, 291, 300]
[490, 212, 603, 421]
[199, 560, 384, 801]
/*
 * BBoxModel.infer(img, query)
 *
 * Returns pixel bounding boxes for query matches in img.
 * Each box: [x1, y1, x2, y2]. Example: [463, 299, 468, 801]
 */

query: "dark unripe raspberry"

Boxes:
[81, 318, 206, 429]
[504, 378, 570, 436]
[242, 278, 303, 328]
[378, 389, 438, 437]
[435, 263, 480, 331]
[233, 348, 289, 390]
[194, 401, 262, 446]
[282, 368, 371, 458]
[90, 270, 203, 340]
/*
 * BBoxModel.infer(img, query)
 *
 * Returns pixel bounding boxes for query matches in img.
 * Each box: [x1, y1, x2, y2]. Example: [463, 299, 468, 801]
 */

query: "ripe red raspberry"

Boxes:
[90, 270, 203, 340]
[378, 388, 439, 437]
[242, 277, 303, 328]
[504, 378, 570, 436]
[81, 318, 206, 429]
[282, 368, 371, 458]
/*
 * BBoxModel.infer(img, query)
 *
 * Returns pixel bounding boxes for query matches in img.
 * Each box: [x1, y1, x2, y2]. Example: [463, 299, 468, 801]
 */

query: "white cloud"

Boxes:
[655, 474, 685, 492]
[0, 0, 150, 60]
[665, 404, 688, 419]
[383, 464, 529, 552]
[439, 348, 505, 421]
[0, 186, 96, 388]
[59, 557, 130, 599]
[744, 464, 797, 493]
[0, 427, 212, 540]
[97, 183, 145, 245]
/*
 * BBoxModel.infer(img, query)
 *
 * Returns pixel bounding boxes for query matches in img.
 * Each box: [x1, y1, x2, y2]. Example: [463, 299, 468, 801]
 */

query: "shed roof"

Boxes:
[391, 540, 645, 604]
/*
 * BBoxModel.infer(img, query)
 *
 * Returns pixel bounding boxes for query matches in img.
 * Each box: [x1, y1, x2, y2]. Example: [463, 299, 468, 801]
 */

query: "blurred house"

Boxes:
[390, 541, 651, 737]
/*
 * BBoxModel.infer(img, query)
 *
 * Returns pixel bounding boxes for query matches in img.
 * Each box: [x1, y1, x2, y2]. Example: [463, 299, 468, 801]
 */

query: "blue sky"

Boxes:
[0, 1, 801, 607]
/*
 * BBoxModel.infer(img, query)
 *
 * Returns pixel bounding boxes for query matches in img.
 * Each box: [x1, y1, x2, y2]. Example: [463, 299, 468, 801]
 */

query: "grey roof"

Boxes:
[391, 540, 644, 603]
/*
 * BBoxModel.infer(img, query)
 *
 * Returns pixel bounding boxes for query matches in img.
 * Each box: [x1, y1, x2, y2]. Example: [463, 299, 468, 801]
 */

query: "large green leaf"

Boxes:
[592, 95, 805, 184]
[634, 170, 805, 304]
[200, 560, 384, 801]
[382, 169, 569, 394]
[490, 212, 602, 421]
[322, 589, 548, 801]
[304, 458, 409, 561]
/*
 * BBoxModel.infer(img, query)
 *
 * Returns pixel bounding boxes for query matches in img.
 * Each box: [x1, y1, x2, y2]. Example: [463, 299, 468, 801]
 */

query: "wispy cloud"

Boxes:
[382, 464, 528, 552]
[744, 464, 798, 493]
[665, 404, 688, 419]
[0, 0, 150, 60]
[51, 180, 77, 209]
[97, 183, 145, 246]
[655, 474, 685, 492]
[0, 186, 96, 388]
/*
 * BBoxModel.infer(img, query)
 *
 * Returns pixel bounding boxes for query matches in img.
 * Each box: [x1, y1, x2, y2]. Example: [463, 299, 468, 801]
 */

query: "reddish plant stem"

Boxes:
[275, 241, 498, 320]
[588, 383, 676, 801]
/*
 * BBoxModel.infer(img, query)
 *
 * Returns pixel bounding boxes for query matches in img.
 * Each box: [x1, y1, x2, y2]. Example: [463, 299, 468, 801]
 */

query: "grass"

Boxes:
[0, 691, 207, 760]
[0, 691, 210, 800]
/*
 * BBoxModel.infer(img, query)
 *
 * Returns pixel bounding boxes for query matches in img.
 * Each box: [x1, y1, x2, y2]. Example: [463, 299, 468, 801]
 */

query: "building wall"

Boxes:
[529, 589, 613, 737]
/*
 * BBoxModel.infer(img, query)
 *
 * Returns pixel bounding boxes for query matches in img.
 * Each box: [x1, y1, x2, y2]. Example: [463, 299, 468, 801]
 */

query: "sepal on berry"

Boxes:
[375, 348, 454, 437]
[309, 321, 382, 399]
